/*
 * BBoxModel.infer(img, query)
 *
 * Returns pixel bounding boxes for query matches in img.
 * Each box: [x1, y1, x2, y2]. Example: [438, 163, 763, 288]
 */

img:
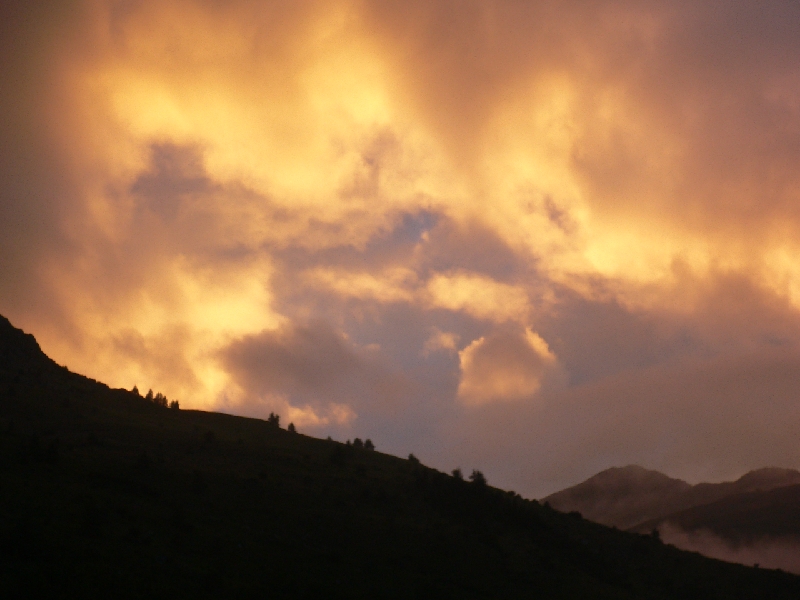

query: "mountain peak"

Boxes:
[544, 465, 691, 529]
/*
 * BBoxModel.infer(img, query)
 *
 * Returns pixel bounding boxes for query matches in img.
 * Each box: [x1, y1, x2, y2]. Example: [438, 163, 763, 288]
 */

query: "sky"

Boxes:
[2, 0, 800, 497]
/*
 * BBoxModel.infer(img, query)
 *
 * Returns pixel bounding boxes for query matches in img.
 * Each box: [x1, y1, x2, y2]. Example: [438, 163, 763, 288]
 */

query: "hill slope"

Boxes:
[2, 314, 800, 599]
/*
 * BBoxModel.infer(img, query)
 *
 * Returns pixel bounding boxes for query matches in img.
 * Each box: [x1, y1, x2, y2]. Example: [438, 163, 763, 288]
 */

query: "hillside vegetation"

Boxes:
[2, 315, 800, 599]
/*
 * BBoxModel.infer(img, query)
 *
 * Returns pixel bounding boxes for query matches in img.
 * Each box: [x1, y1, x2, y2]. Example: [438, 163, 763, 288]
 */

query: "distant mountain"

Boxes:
[543, 465, 692, 529]
[3, 314, 800, 598]
[631, 483, 800, 573]
[544, 465, 800, 530]
[544, 464, 800, 573]
[631, 483, 800, 543]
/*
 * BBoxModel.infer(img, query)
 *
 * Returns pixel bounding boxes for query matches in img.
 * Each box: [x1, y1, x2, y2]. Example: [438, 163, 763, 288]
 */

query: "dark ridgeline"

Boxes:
[1, 314, 800, 599]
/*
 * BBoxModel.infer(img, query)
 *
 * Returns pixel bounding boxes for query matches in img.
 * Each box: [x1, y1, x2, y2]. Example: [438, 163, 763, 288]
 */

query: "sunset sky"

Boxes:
[3, 0, 800, 497]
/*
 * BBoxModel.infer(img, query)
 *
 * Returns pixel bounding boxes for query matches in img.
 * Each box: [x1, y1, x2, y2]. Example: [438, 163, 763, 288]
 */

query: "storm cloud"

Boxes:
[2, 0, 800, 497]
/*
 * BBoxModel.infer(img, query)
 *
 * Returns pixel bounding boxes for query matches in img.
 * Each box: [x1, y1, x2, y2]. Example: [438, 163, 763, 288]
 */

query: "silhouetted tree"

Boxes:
[452, 468, 463, 480]
[145, 389, 154, 402]
[132, 385, 140, 396]
[650, 528, 661, 542]
[353, 438, 364, 449]
[169, 400, 180, 410]
[288, 422, 296, 434]
[267, 412, 280, 428]
[364, 439, 374, 451]
[469, 469, 487, 486]
[408, 453, 419, 464]
[154, 392, 168, 407]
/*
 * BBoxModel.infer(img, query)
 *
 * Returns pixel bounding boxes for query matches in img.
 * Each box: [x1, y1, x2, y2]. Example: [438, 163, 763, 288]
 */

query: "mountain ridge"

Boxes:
[544, 464, 800, 531]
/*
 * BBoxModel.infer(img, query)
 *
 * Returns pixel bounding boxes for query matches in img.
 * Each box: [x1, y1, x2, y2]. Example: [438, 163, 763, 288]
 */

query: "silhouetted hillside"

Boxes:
[544, 465, 800, 531]
[2, 315, 800, 599]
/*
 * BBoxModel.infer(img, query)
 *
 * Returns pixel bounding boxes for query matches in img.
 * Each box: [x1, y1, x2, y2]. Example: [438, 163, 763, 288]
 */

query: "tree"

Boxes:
[288, 422, 296, 434]
[132, 385, 140, 396]
[352, 438, 363, 449]
[154, 392, 168, 407]
[364, 439, 374, 451]
[408, 453, 419, 464]
[145, 389, 154, 402]
[169, 400, 180, 410]
[267, 412, 280, 428]
[469, 469, 487, 486]
[452, 468, 463, 480]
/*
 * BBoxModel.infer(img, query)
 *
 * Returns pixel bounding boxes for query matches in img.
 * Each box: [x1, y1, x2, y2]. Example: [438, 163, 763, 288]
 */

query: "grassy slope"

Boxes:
[2, 316, 800, 599]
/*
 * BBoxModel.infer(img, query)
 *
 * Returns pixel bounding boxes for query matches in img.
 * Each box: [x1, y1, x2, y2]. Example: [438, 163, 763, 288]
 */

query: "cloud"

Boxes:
[658, 523, 800, 574]
[220, 320, 406, 428]
[3, 0, 800, 497]
[426, 272, 531, 323]
[457, 328, 557, 405]
[422, 327, 459, 356]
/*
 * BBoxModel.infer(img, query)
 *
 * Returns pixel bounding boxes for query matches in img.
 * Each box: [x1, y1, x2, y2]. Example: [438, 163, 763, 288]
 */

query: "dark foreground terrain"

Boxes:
[2, 315, 800, 599]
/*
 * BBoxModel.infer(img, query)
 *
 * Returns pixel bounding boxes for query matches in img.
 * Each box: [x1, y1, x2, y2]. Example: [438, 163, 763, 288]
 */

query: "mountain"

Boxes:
[543, 465, 693, 529]
[2, 315, 800, 598]
[543, 465, 800, 530]
[631, 483, 800, 543]
[544, 464, 800, 574]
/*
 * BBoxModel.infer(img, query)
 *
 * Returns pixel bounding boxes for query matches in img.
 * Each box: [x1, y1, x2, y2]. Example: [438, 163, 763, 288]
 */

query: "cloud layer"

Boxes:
[2, 0, 800, 496]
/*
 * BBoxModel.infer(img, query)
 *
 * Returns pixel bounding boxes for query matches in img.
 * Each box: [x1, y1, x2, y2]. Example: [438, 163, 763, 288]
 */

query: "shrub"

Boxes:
[408, 453, 420, 464]
[364, 439, 374, 451]
[452, 468, 463, 480]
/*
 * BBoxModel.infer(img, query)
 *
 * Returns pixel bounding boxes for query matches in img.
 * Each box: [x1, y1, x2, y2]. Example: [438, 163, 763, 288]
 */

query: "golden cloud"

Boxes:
[5, 0, 800, 476]
[457, 328, 557, 405]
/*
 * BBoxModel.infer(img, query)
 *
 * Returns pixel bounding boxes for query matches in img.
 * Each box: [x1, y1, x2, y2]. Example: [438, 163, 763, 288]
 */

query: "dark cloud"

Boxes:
[221, 320, 407, 416]
[131, 143, 214, 222]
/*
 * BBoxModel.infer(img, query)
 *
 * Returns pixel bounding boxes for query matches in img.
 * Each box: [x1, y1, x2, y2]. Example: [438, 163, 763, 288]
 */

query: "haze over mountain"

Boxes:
[545, 465, 800, 573]
[4, 314, 800, 598]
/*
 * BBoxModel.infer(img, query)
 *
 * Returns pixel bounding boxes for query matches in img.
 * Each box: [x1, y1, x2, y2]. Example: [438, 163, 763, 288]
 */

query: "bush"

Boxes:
[452, 468, 463, 480]
[364, 439, 374, 451]
[408, 453, 420, 464]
